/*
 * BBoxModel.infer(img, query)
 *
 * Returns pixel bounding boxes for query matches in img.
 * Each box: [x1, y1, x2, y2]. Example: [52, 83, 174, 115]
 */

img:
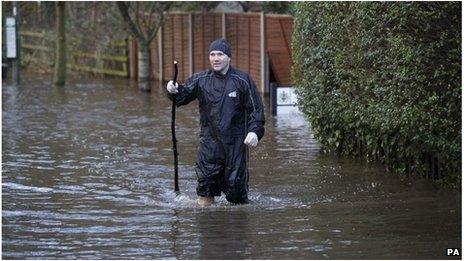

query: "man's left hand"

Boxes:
[244, 132, 258, 147]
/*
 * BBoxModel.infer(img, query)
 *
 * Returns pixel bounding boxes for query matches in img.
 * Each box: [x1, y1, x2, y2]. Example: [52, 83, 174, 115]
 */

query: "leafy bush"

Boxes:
[291, 2, 461, 187]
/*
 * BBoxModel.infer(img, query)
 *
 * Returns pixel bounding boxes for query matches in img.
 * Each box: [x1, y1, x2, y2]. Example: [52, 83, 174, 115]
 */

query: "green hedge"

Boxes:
[291, 2, 461, 186]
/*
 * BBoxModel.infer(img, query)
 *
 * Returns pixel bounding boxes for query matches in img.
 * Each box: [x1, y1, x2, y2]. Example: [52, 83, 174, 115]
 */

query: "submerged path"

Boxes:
[2, 73, 460, 259]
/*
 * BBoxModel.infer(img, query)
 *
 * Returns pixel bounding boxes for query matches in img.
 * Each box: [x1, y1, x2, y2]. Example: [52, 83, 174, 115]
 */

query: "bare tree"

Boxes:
[117, 2, 172, 92]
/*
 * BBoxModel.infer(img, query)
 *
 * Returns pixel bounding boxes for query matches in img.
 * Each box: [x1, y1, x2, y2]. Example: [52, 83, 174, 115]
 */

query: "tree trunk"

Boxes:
[137, 42, 152, 92]
[53, 1, 66, 86]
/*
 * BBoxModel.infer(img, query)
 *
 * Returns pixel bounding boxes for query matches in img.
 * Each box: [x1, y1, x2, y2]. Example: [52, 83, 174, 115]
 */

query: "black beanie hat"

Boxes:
[209, 38, 232, 58]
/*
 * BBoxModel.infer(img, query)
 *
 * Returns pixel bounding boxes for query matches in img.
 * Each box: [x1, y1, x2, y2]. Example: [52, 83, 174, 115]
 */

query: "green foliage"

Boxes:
[291, 2, 461, 187]
[171, 1, 220, 12]
[261, 1, 291, 14]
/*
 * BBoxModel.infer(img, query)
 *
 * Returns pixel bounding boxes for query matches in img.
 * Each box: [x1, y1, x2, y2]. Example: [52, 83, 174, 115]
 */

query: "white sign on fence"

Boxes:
[276, 87, 301, 115]
[6, 17, 17, 59]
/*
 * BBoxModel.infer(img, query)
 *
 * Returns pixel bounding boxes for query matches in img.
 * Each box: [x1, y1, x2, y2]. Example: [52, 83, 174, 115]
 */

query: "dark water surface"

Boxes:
[2, 73, 461, 259]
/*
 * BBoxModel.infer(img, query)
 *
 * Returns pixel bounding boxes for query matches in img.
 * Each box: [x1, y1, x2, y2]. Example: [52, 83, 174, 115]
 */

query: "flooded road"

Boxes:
[2, 73, 461, 259]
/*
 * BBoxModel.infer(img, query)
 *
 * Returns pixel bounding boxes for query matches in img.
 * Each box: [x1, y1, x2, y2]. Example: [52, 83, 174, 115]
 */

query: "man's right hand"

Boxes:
[167, 80, 179, 94]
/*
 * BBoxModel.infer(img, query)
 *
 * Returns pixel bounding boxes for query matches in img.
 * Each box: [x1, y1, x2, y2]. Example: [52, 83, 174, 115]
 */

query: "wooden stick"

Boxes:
[171, 61, 179, 193]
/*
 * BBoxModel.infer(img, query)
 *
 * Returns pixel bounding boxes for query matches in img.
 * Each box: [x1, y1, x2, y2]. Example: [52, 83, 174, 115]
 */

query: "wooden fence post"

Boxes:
[189, 13, 193, 76]
[158, 25, 163, 82]
[260, 12, 266, 94]
[123, 38, 128, 78]
[129, 37, 138, 79]
[222, 13, 226, 39]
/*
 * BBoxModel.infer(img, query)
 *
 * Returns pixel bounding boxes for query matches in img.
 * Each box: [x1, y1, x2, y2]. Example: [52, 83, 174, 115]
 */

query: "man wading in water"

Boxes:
[167, 38, 265, 207]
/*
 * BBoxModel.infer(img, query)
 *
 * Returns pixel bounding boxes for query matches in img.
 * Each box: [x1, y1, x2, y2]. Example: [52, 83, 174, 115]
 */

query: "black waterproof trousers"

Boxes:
[195, 134, 249, 203]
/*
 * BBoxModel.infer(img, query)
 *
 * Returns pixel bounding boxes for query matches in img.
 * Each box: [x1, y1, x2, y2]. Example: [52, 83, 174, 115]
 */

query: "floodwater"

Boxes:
[2, 73, 461, 259]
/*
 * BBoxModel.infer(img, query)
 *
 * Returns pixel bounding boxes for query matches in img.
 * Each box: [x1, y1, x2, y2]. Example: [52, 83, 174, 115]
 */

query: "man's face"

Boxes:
[209, 50, 230, 72]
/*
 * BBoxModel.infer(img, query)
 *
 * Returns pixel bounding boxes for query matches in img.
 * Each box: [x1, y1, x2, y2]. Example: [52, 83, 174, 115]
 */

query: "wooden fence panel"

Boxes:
[266, 15, 293, 86]
[20, 30, 129, 77]
[225, 13, 261, 91]
[236, 15, 251, 71]
[225, 14, 238, 68]
[249, 15, 262, 88]
[192, 13, 223, 75]
[192, 14, 206, 73]
[173, 14, 190, 82]
[162, 13, 188, 82]
[162, 15, 174, 83]
[141, 12, 294, 93]
[18, 30, 52, 68]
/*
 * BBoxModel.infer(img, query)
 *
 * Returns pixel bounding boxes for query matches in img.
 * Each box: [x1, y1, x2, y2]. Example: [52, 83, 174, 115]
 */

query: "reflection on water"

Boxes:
[2, 73, 461, 259]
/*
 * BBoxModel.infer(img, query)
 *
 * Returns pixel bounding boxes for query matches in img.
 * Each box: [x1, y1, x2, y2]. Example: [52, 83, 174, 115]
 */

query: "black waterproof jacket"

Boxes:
[171, 66, 265, 140]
